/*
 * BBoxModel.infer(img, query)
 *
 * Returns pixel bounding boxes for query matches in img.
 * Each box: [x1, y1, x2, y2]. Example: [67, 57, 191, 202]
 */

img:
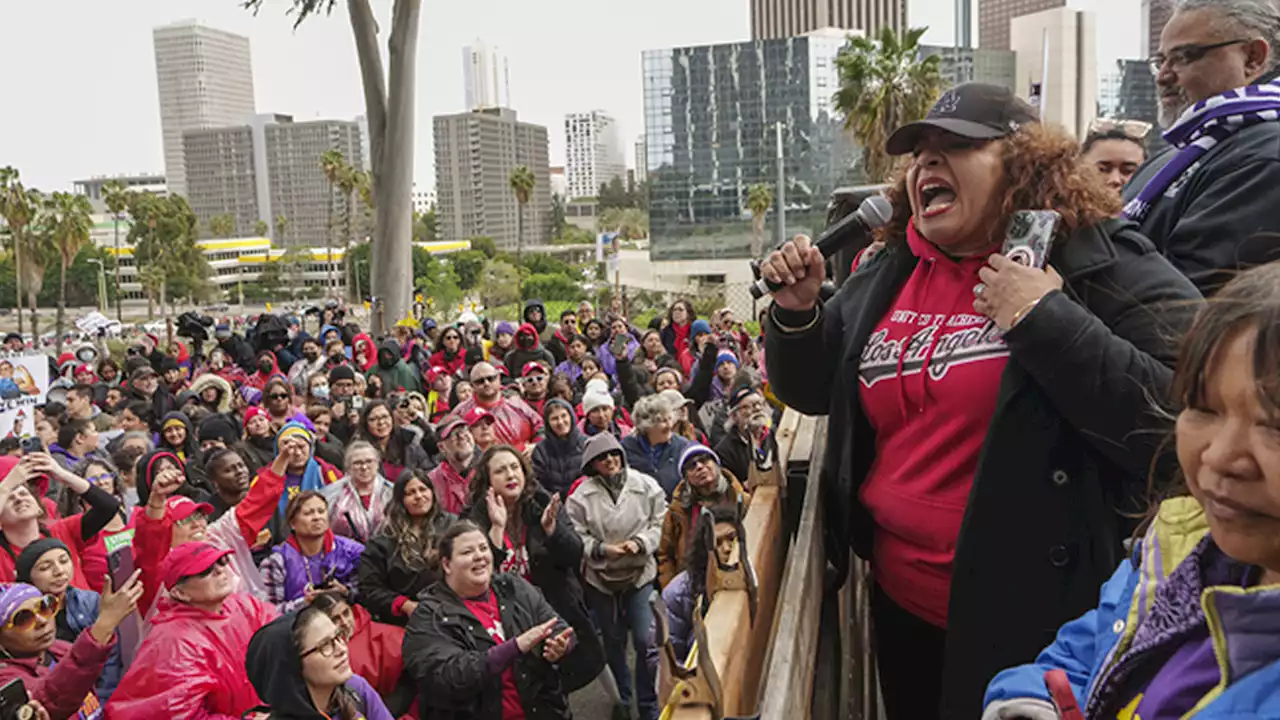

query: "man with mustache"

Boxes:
[1123, 0, 1280, 295]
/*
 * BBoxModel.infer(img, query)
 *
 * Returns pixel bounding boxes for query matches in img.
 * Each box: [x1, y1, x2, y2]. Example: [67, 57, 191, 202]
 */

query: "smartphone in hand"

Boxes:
[1002, 210, 1061, 269]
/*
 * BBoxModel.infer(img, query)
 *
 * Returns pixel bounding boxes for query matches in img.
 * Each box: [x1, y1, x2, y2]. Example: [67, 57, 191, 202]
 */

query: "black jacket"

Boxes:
[356, 511, 455, 626]
[1123, 120, 1280, 295]
[462, 486, 605, 693]
[713, 425, 777, 488]
[530, 400, 586, 498]
[403, 574, 573, 720]
[765, 219, 1202, 718]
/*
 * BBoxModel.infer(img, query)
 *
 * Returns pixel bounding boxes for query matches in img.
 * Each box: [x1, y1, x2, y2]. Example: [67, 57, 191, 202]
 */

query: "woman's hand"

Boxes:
[515, 618, 558, 653]
[974, 254, 1064, 331]
[759, 234, 826, 312]
[90, 570, 143, 643]
[542, 627, 575, 662]
[486, 487, 507, 531]
[541, 494, 561, 536]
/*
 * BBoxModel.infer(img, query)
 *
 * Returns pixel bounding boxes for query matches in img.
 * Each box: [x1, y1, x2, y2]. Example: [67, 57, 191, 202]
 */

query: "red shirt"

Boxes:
[857, 220, 1009, 628]
[462, 591, 526, 720]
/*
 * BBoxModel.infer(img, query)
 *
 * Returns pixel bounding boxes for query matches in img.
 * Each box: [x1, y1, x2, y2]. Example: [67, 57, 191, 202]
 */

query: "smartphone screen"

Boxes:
[1001, 210, 1061, 269]
[0, 678, 28, 719]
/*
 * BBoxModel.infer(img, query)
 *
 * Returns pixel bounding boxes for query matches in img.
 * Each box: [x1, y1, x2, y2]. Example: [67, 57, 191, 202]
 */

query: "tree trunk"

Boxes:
[13, 238, 23, 336]
[516, 203, 524, 301]
[113, 218, 122, 322]
[352, 0, 419, 338]
[160, 280, 170, 349]
[26, 292, 37, 346]
[55, 258, 66, 356]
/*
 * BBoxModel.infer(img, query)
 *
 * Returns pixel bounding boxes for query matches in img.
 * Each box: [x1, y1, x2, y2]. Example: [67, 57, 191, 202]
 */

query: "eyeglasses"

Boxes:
[300, 630, 349, 659]
[86, 473, 115, 486]
[1086, 118, 1152, 140]
[1147, 39, 1247, 75]
[267, 393, 290, 401]
[4, 595, 59, 631]
[350, 458, 377, 468]
[180, 556, 229, 583]
[474, 375, 500, 385]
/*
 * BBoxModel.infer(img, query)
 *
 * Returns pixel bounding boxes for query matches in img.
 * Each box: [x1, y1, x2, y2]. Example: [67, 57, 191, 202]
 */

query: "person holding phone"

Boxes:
[258, 491, 364, 613]
[402, 521, 577, 720]
[0, 576, 141, 720]
[760, 82, 1204, 719]
[597, 317, 639, 383]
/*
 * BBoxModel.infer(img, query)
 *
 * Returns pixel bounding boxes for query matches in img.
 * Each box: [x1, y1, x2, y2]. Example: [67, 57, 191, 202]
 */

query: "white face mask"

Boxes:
[312, 384, 330, 400]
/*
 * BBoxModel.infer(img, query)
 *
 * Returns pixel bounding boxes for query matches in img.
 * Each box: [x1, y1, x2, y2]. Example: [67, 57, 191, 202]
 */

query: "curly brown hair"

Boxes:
[878, 123, 1121, 247]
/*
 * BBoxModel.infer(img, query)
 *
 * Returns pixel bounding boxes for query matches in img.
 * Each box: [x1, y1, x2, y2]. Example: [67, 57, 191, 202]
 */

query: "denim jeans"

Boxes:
[585, 581, 659, 720]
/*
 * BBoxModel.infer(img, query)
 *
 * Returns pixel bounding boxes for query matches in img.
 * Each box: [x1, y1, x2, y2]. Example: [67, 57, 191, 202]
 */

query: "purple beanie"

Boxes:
[678, 443, 720, 475]
[0, 583, 42, 626]
[496, 321, 516, 337]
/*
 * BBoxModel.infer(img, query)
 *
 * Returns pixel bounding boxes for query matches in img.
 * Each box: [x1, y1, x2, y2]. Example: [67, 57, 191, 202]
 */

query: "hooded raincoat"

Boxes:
[502, 323, 556, 378]
[368, 339, 423, 396]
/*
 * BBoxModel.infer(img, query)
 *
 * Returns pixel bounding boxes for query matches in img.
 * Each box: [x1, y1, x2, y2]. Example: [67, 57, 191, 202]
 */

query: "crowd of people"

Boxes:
[759, 0, 1280, 717]
[0, 289, 773, 719]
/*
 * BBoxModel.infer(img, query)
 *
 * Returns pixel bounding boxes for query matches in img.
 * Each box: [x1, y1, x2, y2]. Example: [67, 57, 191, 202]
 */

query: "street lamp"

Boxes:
[86, 258, 107, 314]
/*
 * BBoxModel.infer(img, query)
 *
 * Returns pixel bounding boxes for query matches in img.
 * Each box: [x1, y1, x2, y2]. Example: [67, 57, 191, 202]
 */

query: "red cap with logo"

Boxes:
[161, 541, 232, 589]
[166, 496, 213, 523]
[521, 362, 548, 378]
[463, 406, 494, 427]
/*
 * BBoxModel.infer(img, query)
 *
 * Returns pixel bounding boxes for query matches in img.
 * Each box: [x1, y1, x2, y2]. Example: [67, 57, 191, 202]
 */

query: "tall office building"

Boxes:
[153, 21, 256, 198]
[462, 39, 512, 110]
[1143, 0, 1173, 55]
[564, 111, 626, 199]
[433, 108, 551, 249]
[634, 135, 648, 181]
[642, 28, 859, 261]
[920, 46, 1017, 88]
[750, 0, 905, 39]
[980, 0, 1065, 49]
[183, 114, 364, 245]
[1011, 7, 1097, 139]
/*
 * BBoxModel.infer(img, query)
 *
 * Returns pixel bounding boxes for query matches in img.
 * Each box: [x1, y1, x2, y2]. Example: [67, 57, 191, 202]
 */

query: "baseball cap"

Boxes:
[425, 366, 449, 384]
[463, 406, 495, 427]
[658, 389, 693, 409]
[438, 416, 468, 440]
[130, 366, 158, 382]
[521, 361, 548, 378]
[162, 541, 233, 589]
[166, 496, 213, 523]
[885, 83, 1039, 156]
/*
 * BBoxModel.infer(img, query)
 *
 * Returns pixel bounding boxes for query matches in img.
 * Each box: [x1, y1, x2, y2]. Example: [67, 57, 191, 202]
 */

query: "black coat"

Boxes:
[530, 430, 586, 499]
[403, 574, 573, 720]
[765, 219, 1202, 718]
[356, 511, 456, 626]
[463, 487, 604, 693]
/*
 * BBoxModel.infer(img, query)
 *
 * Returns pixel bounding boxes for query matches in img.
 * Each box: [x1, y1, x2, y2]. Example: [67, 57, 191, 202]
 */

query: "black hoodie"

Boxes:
[522, 298, 555, 344]
[245, 612, 383, 719]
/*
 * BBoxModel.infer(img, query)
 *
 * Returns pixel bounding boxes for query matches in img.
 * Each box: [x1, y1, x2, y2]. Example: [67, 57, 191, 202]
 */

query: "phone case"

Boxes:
[1001, 210, 1061, 269]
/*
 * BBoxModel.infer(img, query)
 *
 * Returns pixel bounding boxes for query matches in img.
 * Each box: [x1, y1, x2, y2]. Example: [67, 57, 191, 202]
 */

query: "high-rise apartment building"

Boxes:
[920, 46, 1017, 88]
[635, 135, 648, 181]
[980, 0, 1065, 49]
[1142, 0, 1173, 55]
[183, 114, 364, 245]
[1011, 7, 1097, 139]
[73, 173, 167, 214]
[643, 28, 859, 261]
[564, 111, 626, 199]
[462, 39, 511, 110]
[153, 21, 256, 198]
[750, 0, 905, 40]
[433, 108, 551, 249]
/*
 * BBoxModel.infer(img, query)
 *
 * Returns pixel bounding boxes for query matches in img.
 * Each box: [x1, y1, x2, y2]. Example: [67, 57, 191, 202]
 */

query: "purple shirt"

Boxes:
[1126, 627, 1219, 719]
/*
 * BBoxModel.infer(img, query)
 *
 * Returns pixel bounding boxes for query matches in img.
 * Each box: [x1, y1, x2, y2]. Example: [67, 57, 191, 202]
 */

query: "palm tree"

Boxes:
[321, 149, 350, 298]
[46, 192, 93, 354]
[254, 219, 269, 237]
[274, 214, 289, 245]
[209, 214, 236, 239]
[508, 165, 535, 298]
[102, 181, 130, 322]
[833, 27, 943, 182]
[336, 168, 364, 299]
[0, 168, 41, 334]
[746, 183, 774, 256]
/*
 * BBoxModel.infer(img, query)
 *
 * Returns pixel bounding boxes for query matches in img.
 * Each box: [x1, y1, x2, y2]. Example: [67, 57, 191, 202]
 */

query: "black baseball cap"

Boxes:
[885, 83, 1039, 156]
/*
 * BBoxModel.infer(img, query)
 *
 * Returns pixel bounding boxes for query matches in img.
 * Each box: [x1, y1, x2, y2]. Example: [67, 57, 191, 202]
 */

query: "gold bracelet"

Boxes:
[1009, 296, 1045, 328]
[770, 305, 822, 334]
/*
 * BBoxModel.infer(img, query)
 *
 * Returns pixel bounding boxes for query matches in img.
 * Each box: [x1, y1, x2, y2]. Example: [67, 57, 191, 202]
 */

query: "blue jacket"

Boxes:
[621, 433, 690, 500]
[64, 587, 124, 701]
[984, 497, 1280, 719]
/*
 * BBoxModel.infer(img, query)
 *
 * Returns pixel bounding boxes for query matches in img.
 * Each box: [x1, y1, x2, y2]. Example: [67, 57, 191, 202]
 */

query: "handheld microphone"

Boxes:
[749, 195, 894, 299]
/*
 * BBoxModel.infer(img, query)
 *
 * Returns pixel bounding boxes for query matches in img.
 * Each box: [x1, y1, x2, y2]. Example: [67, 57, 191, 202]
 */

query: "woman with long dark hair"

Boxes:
[63, 457, 131, 593]
[660, 299, 696, 357]
[464, 445, 605, 694]
[428, 327, 466, 377]
[355, 400, 432, 481]
[356, 471, 454, 626]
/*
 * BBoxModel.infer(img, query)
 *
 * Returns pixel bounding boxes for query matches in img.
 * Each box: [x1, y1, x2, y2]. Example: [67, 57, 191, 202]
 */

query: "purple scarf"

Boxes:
[1123, 81, 1280, 222]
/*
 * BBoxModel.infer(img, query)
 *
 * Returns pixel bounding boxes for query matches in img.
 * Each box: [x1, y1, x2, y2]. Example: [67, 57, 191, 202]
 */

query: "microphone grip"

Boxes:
[750, 276, 783, 300]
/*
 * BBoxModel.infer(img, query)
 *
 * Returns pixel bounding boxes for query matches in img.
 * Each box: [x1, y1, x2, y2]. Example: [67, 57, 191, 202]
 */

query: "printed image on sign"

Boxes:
[0, 352, 49, 438]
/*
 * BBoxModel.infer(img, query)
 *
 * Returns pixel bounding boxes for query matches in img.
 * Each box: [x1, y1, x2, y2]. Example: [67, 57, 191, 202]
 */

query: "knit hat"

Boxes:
[495, 321, 516, 337]
[328, 365, 355, 384]
[240, 386, 262, 405]
[243, 405, 270, 431]
[679, 443, 720, 476]
[0, 584, 42, 627]
[654, 366, 684, 386]
[582, 390, 614, 415]
[276, 421, 315, 449]
[198, 413, 240, 446]
[584, 378, 610, 396]
[690, 319, 712, 337]
[15, 538, 71, 584]
[581, 432, 625, 473]
[215, 324, 231, 339]
[716, 350, 739, 368]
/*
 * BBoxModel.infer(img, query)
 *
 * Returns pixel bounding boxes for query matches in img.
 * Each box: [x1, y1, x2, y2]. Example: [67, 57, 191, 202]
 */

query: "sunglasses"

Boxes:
[1086, 118, 1152, 140]
[267, 393, 290, 401]
[5, 595, 59, 631]
[474, 375, 500, 385]
[86, 473, 114, 486]
[180, 556, 229, 583]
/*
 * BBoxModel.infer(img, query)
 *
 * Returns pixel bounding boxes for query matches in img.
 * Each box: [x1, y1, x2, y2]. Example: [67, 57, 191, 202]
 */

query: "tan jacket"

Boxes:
[656, 469, 748, 589]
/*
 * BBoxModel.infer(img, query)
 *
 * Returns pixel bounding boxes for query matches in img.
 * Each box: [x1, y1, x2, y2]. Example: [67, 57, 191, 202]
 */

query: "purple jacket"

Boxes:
[262, 532, 365, 612]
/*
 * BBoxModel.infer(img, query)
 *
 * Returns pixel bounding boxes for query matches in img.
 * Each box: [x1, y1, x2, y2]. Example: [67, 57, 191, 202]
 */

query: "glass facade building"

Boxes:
[642, 29, 862, 261]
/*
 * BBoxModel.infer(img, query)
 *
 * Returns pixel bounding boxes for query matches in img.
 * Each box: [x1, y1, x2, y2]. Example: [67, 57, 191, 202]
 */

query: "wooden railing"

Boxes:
[659, 408, 880, 720]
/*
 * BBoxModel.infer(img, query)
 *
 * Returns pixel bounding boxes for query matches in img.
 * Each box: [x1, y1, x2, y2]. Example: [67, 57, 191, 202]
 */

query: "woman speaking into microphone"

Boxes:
[760, 83, 1203, 720]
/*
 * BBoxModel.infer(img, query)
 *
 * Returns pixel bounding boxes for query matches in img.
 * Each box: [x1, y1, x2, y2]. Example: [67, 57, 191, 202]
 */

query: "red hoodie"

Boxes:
[352, 333, 377, 373]
[857, 220, 1009, 628]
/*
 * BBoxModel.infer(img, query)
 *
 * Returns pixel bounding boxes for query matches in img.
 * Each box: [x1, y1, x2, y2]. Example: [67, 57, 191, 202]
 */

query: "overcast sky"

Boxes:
[0, 0, 1138, 194]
